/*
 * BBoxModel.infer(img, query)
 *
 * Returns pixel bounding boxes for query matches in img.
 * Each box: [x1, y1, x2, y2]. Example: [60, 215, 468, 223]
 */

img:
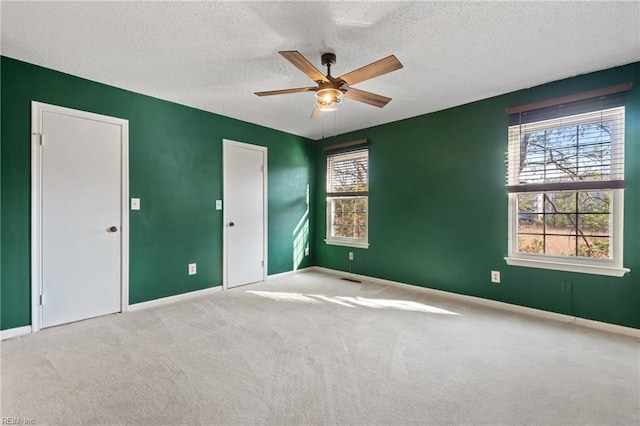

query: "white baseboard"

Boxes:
[267, 267, 314, 280]
[128, 286, 222, 311]
[309, 267, 640, 339]
[6, 269, 636, 340]
[572, 317, 639, 337]
[1, 325, 32, 341]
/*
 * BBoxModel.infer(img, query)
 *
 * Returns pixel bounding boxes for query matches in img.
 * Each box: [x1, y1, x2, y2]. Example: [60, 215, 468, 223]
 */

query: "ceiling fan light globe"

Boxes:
[315, 88, 344, 111]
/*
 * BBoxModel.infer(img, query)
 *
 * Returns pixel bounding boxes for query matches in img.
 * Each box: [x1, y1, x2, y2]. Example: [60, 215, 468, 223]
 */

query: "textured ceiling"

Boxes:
[2, 1, 639, 140]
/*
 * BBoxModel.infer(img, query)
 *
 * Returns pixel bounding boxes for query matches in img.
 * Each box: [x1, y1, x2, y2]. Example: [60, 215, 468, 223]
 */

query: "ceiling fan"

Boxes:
[255, 51, 403, 118]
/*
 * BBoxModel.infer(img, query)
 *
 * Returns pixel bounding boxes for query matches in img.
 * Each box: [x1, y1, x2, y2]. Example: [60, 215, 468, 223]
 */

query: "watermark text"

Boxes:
[1, 418, 35, 425]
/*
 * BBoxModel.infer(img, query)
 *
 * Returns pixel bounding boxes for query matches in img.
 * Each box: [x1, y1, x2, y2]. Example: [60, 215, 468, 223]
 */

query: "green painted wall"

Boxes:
[1, 56, 315, 330]
[314, 62, 640, 329]
[2, 56, 637, 332]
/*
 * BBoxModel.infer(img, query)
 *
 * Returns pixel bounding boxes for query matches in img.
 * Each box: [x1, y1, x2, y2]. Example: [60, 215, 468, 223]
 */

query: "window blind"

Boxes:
[326, 149, 368, 197]
[506, 82, 632, 125]
[506, 85, 631, 194]
[323, 138, 367, 153]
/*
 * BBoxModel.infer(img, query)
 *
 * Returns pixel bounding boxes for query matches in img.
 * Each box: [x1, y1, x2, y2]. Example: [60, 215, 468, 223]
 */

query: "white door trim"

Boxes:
[31, 101, 129, 332]
[222, 139, 268, 290]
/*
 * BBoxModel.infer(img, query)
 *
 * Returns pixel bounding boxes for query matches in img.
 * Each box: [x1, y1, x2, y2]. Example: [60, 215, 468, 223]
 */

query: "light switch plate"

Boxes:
[131, 198, 140, 210]
[216, 200, 222, 210]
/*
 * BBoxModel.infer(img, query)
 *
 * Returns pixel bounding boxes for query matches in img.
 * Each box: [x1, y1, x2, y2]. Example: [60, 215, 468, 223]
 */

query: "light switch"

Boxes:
[131, 198, 140, 210]
[216, 200, 222, 210]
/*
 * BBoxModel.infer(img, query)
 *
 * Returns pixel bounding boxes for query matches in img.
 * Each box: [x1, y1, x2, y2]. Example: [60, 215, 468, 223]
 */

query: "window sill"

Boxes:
[325, 239, 369, 249]
[504, 256, 630, 277]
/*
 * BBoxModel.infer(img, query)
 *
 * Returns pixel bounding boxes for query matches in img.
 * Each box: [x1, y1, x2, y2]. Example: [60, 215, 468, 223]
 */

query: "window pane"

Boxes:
[518, 235, 543, 254]
[331, 198, 367, 239]
[545, 126, 579, 181]
[524, 140, 545, 172]
[518, 193, 541, 213]
[579, 122, 611, 145]
[545, 235, 577, 257]
[518, 215, 543, 234]
[354, 198, 367, 239]
[547, 146, 578, 181]
[520, 132, 546, 182]
[544, 192, 576, 213]
[544, 214, 576, 235]
[518, 193, 542, 233]
[578, 237, 610, 259]
[578, 191, 610, 213]
[578, 123, 612, 182]
[578, 214, 610, 236]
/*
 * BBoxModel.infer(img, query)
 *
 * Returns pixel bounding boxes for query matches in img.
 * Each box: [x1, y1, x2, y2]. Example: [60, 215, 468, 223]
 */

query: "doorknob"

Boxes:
[108, 226, 118, 233]
[229, 222, 235, 227]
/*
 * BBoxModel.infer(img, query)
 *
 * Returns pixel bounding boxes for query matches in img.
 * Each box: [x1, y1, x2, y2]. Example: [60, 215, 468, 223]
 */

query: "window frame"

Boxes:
[325, 149, 370, 249]
[504, 107, 629, 277]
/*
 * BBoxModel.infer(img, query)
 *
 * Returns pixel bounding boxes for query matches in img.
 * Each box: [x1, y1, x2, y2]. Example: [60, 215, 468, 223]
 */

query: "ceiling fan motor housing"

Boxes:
[321, 52, 337, 66]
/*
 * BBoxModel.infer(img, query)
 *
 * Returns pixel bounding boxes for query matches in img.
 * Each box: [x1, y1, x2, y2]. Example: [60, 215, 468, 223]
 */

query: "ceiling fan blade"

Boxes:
[338, 55, 403, 86]
[254, 87, 317, 96]
[310, 105, 323, 119]
[279, 51, 329, 83]
[344, 88, 391, 108]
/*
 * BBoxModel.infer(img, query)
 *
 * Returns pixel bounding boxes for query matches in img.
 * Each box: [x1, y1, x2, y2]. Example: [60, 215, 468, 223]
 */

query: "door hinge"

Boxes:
[260, 165, 264, 173]
[39, 294, 43, 305]
[261, 260, 264, 267]
[33, 133, 43, 145]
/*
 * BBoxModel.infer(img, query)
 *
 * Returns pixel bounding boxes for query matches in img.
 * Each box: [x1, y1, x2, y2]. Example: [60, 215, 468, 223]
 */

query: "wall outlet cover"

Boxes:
[215, 200, 222, 210]
[131, 198, 140, 210]
[491, 271, 500, 283]
[188, 263, 197, 275]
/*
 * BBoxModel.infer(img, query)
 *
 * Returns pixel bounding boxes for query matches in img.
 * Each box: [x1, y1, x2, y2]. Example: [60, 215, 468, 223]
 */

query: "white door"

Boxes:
[223, 140, 267, 288]
[33, 103, 128, 328]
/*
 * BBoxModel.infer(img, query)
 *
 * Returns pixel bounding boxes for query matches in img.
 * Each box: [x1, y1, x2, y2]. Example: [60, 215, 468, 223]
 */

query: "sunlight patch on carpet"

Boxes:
[246, 291, 459, 315]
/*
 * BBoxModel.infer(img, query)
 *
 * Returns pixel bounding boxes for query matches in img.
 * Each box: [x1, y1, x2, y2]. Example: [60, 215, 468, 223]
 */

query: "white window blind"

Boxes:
[507, 107, 625, 193]
[326, 149, 369, 197]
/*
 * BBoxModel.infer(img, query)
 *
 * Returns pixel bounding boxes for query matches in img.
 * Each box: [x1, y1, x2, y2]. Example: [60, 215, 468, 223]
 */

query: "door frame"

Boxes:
[222, 139, 268, 290]
[31, 101, 129, 332]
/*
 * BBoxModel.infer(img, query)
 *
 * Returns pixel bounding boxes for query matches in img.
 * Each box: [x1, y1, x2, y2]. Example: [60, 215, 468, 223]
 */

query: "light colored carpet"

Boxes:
[1, 271, 638, 425]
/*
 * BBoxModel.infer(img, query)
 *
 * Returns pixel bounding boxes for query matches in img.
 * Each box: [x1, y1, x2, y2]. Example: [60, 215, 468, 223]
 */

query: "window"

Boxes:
[506, 105, 629, 276]
[326, 148, 369, 248]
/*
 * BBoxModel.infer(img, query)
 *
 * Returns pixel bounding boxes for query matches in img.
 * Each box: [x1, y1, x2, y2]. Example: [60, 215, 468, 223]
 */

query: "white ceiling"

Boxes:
[2, 1, 639, 140]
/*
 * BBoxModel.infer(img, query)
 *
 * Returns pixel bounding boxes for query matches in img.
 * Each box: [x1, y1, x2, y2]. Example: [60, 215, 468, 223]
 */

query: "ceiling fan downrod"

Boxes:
[321, 52, 337, 79]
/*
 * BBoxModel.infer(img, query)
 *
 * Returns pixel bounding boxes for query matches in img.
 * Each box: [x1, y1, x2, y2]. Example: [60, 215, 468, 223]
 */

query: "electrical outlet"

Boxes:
[188, 263, 197, 275]
[131, 198, 140, 210]
[215, 200, 222, 210]
[491, 271, 500, 283]
[348, 252, 354, 261]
